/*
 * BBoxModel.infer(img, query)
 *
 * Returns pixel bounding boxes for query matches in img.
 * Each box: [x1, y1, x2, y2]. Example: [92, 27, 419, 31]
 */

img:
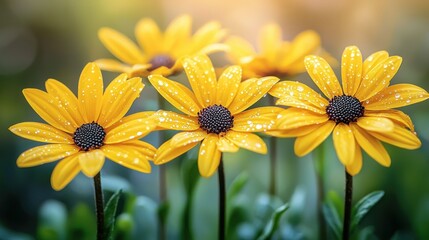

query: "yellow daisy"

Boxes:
[225, 23, 332, 78]
[96, 15, 227, 77]
[9, 63, 157, 190]
[148, 54, 282, 177]
[269, 46, 429, 175]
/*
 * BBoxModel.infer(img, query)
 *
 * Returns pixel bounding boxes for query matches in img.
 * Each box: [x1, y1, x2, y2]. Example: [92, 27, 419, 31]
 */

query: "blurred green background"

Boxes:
[1, 0, 429, 239]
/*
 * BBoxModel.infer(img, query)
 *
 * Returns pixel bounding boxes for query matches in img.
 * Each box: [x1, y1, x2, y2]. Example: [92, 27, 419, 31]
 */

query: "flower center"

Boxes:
[73, 122, 106, 151]
[148, 54, 174, 71]
[198, 104, 234, 134]
[326, 95, 364, 124]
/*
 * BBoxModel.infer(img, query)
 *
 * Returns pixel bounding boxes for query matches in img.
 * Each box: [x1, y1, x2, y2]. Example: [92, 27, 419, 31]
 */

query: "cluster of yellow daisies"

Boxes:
[9, 15, 429, 190]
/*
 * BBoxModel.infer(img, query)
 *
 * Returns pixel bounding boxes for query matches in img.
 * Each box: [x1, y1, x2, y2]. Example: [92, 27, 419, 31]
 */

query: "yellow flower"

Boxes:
[269, 46, 429, 175]
[148, 54, 282, 177]
[225, 23, 333, 78]
[9, 63, 157, 190]
[96, 15, 227, 77]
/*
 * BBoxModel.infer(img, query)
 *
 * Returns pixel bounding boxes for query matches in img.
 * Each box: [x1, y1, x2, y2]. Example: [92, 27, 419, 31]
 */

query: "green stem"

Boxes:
[218, 156, 226, 240]
[93, 172, 104, 240]
[314, 144, 326, 240]
[268, 95, 277, 196]
[343, 170, 353, 240]
[157, 92, 167, 240]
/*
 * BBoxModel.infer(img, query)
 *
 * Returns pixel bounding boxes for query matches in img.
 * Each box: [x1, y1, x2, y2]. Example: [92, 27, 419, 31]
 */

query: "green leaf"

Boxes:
[181, 157, 200, 195]
[227, 172, 248, 202]
[104, 189, 122, 240]
[257, 203, 289, 240]
[322, 203, 341, 240]
[351, 191, 384, 232]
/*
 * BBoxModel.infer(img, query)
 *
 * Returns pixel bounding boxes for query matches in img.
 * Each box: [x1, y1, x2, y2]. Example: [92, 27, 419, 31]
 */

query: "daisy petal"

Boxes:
[51, 154, 81, 191]
[102, 145, 151, 173]
[294, 121, 335, 156]
[198, 134, 221, 177]
[228, 77, 279, 115]
[304, 55, 343, 99]
[105, 117, 156, 144]
[154, 138, 199, 164]
[107, 111, 155, 130]
[365, 110, 414, 131]
[95, 58, 133, 74]
[46, 79, 84, 125]
[182, 54, 217, 107]
[356, 117, 394, 133]
[346, 142, 363, 176]
[355, 56, 402, 100]
[78, 150, 105, 177]
[164, 15, 192, 52]
[225, 36, 256, 62]
[350, 124, 391, 167]
[259, 23, 282, 62]
[369, 124, 421, 149]
[98, 27, 145, 64]
[233, 107, 283, 132]
[171, 130, 207, 147]
[217, 137, 239, 152]
[216, 66, 241, 107]
[269, 81, 328, 114]
[280, 30, 321, 69]
[364, 84, 429, 110]
[17, 144, 79, 167]
[362, 51, 389, 75]
[98, 75, 144, 128]
[120, 140, 157, 160]
[191, 21, 227, 53]
[9, 122, 73, 144]
[332, 123, 355, 165]
[135, 18, 162, 56]
[23, 89, 77, 133]
[266, 124, 320, 137]
[276, 108, 328, 130]
[154, 110, 200, 131]
[225, 131, 267, 154]
[341, 46, 362, 96]
[148, 75, 200, 116]
[78, 63, 103, 122]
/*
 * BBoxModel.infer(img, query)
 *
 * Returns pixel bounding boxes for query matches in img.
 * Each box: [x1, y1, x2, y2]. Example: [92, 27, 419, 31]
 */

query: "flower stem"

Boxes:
[343, 170, 353, 240]
[157, 92, 167, 240]
[218, 155, 226, 240]
[93, 172, 104, 240]
[268, 95, 277, 196]
[314, 144, 326, 240]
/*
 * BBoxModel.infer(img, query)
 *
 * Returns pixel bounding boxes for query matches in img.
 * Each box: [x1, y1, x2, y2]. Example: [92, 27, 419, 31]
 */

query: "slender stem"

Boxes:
[218, 156, 226, 240]
[157, 93, 167, 240]
[343, 170, 353, 240]
[268, 95, 277, 196]
[93, 172, 104, 240]
[314, 145, 326, 240]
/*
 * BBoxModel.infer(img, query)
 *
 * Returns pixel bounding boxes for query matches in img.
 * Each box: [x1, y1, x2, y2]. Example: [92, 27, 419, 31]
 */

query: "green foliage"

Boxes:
[67, 203, 96, 240]
[181, 157, 200, 240]
[257, 203, 289, 240]
[104, 189, 122, 240]
[351, 191, 384, 234]
[37, 200, 67, 240]
[323, 191, 342, 240]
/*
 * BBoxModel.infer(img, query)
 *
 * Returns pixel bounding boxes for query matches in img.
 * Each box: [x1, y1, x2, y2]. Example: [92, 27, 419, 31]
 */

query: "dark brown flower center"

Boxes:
[73, 122, 106, 151]
[198, 104, 234, 134]
[148, 54, 175, 71]
[326, 95, 364, 124]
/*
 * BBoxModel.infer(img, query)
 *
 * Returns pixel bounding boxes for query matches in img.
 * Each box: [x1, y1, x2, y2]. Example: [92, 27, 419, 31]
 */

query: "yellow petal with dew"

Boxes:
[171, 130, 207, 147]
[350, 123, 391, 167]
[364, 109, 414, 131]
[46, 79, 84, 126]
[304, 55, 343, 99]
[135, 18, 162, 56]
[105, 117, 157, 144]
[355, 56, 402, 101]
[51, 154, 81, 191]
[78, 149, 105, 177]
[233, 107, 283, 132]
[102, 145, 151, 173]
[217, 137, 239, 152]
[119, 140, 157, 161]
[294, 121, 335, 156]
[228, 76, 279, 115]
[269, 81, 328, 114]
[356, 116, 394, 133]
[276, 108, 328, 130]
[148, 75, 201, 116]
[9, 122, 73, 144]
[225, 131, 267, 154]
[333, 123, 355, 166]
[346, 142, 363, 176]
[280, 30, 321, 70]
[364, 84, 429, 110]
[362, 51, 389, 76]
[107, 111, 155, 130]
[198, 134, 221, 177]
[98, 75, 144, 128]
[216, 65, 242, 107]
[17, 144, 79, 167]
[341, 46, 362, 96]
[98, 27, 145, 65]
[369, 124, 421, 150]
[23, 88, 78, 133]
[154, 110, 200, 131]
[266, 124, 320, 137]
[154, 138, 199, 164]
[78, 63, 103, 122]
